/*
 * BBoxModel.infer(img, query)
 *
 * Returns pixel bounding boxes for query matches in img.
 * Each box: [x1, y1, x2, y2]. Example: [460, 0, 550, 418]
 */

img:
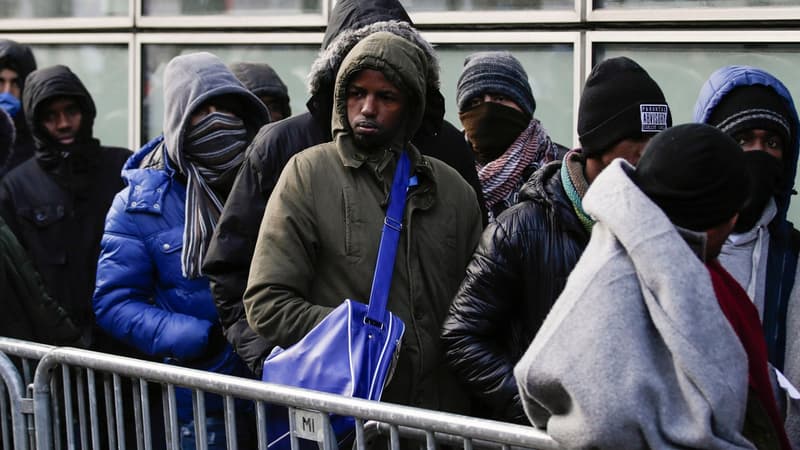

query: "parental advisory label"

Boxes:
[640, 104, 669, 132]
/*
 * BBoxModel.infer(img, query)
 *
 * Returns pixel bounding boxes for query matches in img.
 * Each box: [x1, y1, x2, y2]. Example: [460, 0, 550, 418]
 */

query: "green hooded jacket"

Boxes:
[244, 32, 482, 412]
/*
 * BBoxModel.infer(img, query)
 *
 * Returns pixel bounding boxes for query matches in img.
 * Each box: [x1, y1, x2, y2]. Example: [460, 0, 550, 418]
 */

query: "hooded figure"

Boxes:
[0, 107, 81, 346]
[0, 65, 131, 346]
[93, 52, 268, 447]
[243, 32, 482, 414]
[694, 65, 800, 447]
[229, 62, 292, 121]
[203, 0, 484, 378]
[0, 39, 37, 178]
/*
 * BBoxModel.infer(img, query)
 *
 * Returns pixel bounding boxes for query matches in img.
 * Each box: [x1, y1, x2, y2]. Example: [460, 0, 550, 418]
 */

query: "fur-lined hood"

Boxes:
[306, 20, 445, 138]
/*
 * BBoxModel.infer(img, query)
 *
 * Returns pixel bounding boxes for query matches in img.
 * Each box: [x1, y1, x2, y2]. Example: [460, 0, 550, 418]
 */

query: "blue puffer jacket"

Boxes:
[93, 136, 250, 422]
[694, 65, 800, 372]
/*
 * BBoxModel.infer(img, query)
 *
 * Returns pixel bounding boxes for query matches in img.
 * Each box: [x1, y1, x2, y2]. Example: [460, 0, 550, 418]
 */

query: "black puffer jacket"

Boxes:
[0, 65, 131, 346]
[204, 1, 483, 377]
[441, 160, 590, 423]
[0, 40, 37, 178]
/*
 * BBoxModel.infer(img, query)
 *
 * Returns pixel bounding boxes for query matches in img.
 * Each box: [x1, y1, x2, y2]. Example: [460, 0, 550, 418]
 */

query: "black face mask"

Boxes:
[459, 102, 530, 165]
[735, 150, 783, 233]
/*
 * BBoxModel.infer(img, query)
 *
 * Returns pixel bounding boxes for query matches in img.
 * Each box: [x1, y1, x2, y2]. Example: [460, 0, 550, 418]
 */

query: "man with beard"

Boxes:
[204, 0, 484, 380]
[695, 65, 800, 447]
[243, 31, 482, 413]
[0, 65, 131, 349]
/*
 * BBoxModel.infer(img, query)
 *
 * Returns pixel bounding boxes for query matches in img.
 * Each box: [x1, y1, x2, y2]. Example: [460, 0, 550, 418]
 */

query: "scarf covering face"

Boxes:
[474, 117, 559, 213]
[735, 150, 783, 233]
[176, 111, 248, 279]
[460, 102, 531, 164]
[560, 149, 595, 233]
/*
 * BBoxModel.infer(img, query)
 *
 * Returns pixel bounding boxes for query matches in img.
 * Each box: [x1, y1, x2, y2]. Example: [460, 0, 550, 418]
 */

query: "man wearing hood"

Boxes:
[514, 123, 790, 449]
[0, 39, 37, 178]
[0, 107, 83, 347]
[695, 65, 800, 447]
[0, 65, 131, 348]
[204, 0, 484, 379]
[93, 52, 269, 448]
[441, 56, 670, 423]
[243, 32, 482, 413]
[229, 61, 292, 122]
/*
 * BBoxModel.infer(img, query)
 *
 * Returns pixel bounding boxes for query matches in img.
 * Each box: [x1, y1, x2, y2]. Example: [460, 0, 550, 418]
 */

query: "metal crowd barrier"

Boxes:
[0, 337, 559, 450]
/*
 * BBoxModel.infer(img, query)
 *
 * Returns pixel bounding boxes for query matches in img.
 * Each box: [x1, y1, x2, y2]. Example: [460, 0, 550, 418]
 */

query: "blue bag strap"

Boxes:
[366, 151, 411, 326]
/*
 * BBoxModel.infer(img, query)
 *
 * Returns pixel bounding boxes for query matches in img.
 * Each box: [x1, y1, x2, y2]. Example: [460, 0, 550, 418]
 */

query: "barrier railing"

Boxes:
[0, 337, 559, 450]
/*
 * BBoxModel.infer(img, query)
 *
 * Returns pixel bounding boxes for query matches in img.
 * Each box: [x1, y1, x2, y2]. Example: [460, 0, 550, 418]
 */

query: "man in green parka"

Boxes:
[243, 31, 482, 414]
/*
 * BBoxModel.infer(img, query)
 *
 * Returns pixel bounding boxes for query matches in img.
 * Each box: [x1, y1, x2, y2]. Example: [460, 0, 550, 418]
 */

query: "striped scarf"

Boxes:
[477, 119, 559, 212]
[174, 112, 248, 279]
[560, 149, 595, 233]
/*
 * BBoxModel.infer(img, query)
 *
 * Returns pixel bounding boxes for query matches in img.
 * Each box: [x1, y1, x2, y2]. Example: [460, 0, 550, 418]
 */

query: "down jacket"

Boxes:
[441, 160, 589, 423]
[93, 52, 266, 423]
[203, 0, 483, 378]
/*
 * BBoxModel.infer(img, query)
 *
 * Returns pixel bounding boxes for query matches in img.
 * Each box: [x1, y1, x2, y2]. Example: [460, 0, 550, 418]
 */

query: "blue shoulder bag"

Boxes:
[261, 151, 412, 449]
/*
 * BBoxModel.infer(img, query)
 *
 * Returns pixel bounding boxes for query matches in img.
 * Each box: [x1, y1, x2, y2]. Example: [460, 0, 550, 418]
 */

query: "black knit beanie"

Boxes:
[707, 84, 793, 149]
[578, 57, 671, 157]
[632, 123, 748, 232]
[456, 51, 536, 118]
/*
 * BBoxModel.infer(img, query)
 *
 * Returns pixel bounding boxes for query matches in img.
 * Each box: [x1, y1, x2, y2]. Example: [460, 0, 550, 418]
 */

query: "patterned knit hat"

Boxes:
[707, 84, 793, 149]
[456, 51, 536, 118]
[578, 57, 671, 156]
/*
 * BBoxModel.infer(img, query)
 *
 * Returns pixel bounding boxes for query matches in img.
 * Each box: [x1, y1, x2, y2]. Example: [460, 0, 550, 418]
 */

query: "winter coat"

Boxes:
[0, 65, 130, 341]
[694, 66, 800, 372]
[695, 66, 800, 446]
[441, 160, 589, 423]
[93, 53, 266, 423]
[243, 32, 482, 413]
[203, 5, 483, 377]
[515, 159, 754, 449]
[0, 40, 37, 178]
[0, 214, 82, 345]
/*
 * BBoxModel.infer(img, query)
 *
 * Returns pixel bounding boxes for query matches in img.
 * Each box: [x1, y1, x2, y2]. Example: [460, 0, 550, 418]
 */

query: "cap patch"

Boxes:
[640, 104, 669, 132]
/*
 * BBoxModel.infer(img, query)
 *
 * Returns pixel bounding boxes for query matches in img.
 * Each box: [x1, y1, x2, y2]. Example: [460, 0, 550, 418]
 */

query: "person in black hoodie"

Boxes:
[203, 0, 484, 378]
[0, 39, 37, 178]
[229, 61, 292, 122]
[0, 107, 83, 347]
[0, 65, 131, 350]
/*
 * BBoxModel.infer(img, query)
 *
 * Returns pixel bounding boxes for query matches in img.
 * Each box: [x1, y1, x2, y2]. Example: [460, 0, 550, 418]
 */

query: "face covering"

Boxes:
[183, 111, 248, 193]
[0, 92, 21, 118]
[459, 102, 530, 165]
[734, 150, 783, 233]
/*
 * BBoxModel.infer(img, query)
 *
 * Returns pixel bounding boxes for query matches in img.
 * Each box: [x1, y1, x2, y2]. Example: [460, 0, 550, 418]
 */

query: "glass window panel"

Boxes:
[29, 44, 129, 149]
[595, 43, 800, 224]
[142, 0, 320, 16]
[401, 0, 573, 12]
[142, 44, 319, 143]
[0, 0, 128, 18]
[436, 43, 574, 147]
[595, 0, 796, 9]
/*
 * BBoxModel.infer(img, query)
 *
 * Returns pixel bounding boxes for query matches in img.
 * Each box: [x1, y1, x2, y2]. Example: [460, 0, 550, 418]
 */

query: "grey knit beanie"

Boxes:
[456, 51, 536, 118]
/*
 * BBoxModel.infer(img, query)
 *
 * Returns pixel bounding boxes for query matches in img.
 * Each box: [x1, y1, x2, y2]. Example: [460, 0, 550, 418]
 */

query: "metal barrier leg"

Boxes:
[0, 352, 30, 450]
[113, 374, 125, 450]
[87, 369, 100, 450]
[76, 369, 89, 450]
